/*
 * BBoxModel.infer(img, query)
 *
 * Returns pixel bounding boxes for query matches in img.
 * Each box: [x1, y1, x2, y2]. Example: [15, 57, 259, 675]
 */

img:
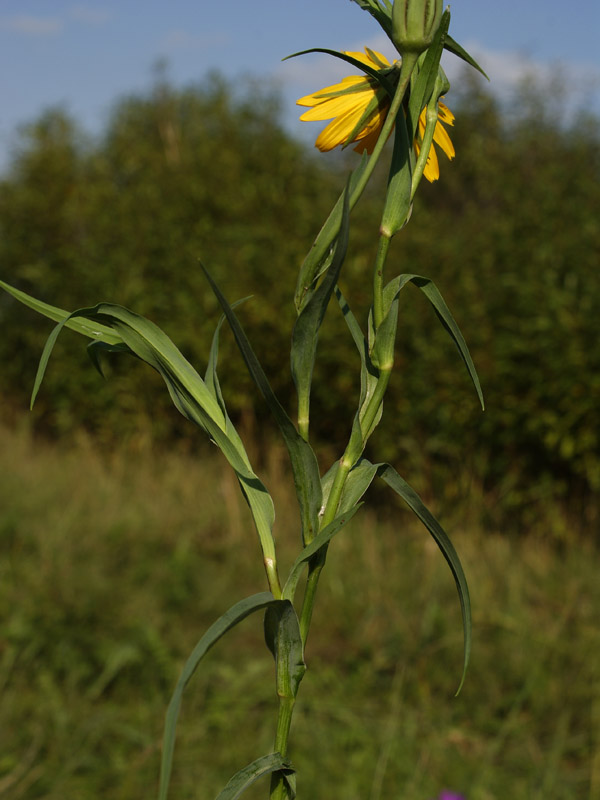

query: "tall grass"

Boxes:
[0, 422, 597, 799]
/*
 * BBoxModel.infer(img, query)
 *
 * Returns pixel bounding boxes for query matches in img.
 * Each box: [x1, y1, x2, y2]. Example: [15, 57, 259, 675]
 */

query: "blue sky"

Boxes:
[1, 1, 599, 172]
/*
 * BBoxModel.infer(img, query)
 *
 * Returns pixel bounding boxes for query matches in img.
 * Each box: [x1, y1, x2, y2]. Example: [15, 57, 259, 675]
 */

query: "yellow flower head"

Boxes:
[296, 48, 455, 182]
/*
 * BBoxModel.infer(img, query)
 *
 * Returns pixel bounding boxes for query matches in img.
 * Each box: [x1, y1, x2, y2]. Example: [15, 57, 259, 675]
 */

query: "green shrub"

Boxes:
[1, 74, 599, 530]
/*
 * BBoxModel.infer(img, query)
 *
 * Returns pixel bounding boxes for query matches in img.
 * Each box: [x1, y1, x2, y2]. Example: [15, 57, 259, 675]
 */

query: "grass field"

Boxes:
[0, 421, 598, 800]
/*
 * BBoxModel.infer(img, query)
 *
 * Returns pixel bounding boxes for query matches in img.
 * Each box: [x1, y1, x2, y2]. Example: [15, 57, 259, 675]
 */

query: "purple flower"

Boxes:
[436, 792, 466, 800]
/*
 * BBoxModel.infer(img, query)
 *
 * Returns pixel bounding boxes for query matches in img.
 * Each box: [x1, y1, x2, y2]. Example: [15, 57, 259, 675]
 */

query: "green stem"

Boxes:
[410, 100, 439, 201]
[300, 455, 351, 642]
[273, 58, 421, 800]
[360, 364, 393, 439]
[348, 54, 419, 212]
[295, 60, 414, 439]
[298, 382, 310, 442]
[299, 558, 324, 644]
[264, 556, 283, 600]
[373, 233, 392, 331]
[295, 53, 418, 320]
[269, 696, 295, 800]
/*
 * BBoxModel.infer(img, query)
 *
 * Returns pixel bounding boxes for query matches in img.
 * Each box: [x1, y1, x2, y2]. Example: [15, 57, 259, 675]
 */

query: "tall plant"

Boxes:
[0, 2, 486, 797]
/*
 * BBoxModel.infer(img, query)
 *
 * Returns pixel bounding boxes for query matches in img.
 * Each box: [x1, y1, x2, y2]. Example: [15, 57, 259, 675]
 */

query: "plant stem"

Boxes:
[298, 54, 418, 441]
[373, 233, 392, 331]
[273, 56, 421, 800]
[348, 54, 418, 213]
[269, 696, 295, 800]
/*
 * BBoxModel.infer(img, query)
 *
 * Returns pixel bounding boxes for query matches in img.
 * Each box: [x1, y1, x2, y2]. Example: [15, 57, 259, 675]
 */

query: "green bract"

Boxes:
[391, 0, 443, 55]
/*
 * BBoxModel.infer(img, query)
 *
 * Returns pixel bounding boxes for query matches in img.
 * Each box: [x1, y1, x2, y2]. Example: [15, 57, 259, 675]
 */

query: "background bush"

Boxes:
[1, 73, 598, 532]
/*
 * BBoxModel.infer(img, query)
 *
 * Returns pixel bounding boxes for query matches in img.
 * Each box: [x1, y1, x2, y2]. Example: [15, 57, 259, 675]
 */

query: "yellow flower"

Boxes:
[413, 100, 455, 182]
[296, 48, 455, 183]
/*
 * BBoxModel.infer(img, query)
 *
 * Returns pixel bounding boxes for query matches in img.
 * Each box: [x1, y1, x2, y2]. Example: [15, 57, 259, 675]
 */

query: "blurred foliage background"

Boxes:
[1, 71, 599, 800]
[0, 72, 599, 535]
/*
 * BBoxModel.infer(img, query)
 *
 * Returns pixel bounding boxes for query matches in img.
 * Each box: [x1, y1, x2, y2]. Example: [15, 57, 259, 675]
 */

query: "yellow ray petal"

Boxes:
[343, 49, 390, 70]
[433, 120, 455, 160]
[422, 145, 440, 182]
[299, 88, 377, 122]
[297, 76, 369, 107]
[315, 105, 376, 151]
[353, 116, 391, 154]
[438, 101, 454, 125]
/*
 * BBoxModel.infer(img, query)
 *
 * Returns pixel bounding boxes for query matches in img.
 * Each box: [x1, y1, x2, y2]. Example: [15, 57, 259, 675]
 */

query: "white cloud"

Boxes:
[277, 36, 600, 115]
[276, 33, 392, 93]
[0, 15, 63, 36]
[442, 41, 600, 115]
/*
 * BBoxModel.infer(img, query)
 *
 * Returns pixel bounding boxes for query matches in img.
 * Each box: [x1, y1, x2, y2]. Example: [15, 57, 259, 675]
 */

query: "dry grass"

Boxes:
[0, 422, 598, 799]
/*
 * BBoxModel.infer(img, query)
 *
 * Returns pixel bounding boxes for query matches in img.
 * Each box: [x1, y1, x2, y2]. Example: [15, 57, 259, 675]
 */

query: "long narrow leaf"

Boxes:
[334, 288, 380, 430]
[444, 35, 489, 80]
[295, 153, 369, 312]
[263, 601, 306, 697]
[201, 265, 323, 546]
[290, 186, 350, 448]
[373, 462, 471, 694]
[30, 304, 280, 574]
[349, 0, 393, 38]
[407, 10, 450, 140]
[0, 278, 122, 345]
[205, 298, 251, 452]
[205, 298, 250, 407]
[284, 49, 395, 96]
[321, 458, 379, 516]
[215, 753, 295, 800]
[159, 593, 279, 800]
[385, 274, 484, 409]
[283, 504, 363, 601]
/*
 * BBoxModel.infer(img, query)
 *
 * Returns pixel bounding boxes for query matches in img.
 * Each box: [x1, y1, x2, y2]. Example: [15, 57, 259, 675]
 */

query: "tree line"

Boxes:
[1, 73, 598, 531]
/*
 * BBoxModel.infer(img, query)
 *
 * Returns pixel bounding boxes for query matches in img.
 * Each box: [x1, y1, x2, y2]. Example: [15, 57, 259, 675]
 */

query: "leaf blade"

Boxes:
[283, 504, 363, 601]
[0, 278, 122, 345]
[385, 274, 484, 409]
[201, 265, 323, 546]
[374, 462, 471, 694]
[159, 593, 278, 800]
[214, 753, 295, 800]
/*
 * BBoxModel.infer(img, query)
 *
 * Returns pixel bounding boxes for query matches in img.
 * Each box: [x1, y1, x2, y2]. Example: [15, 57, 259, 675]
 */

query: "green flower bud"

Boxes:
[391, 0, 443, 55]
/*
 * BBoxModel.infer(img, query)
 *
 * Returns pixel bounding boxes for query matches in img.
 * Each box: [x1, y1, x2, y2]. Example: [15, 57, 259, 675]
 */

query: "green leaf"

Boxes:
[295, 153, 369, 313]
[373, 462, 471, 694]
[264, 601, 306, 698]
[335, 287, 377, 412]
[284, 48, 395, 97]
[379, 103, 412, 238]
[371, 291, 399, 371]
[385, 274, 484, 409]
[159, 593, 278, 800]
[283, 504, 363, 601]
[291, 185, 350, 446]
[201, 265, 323, 546]
[321, 458, 379, 515]
[205, 298, 250, 405]
[86, 340, 133, 378]
[0, 278, 122, 345]
[444, 35, 490, 81]
[205, 298, 252, 452]
[349, 0, 393, 39]
[31, 304, 280, 574]
[407, 10, 450, 140]
[334, 286, 367, 357]
[334, 288, 382, 450]
[214, 753, 295, 800]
